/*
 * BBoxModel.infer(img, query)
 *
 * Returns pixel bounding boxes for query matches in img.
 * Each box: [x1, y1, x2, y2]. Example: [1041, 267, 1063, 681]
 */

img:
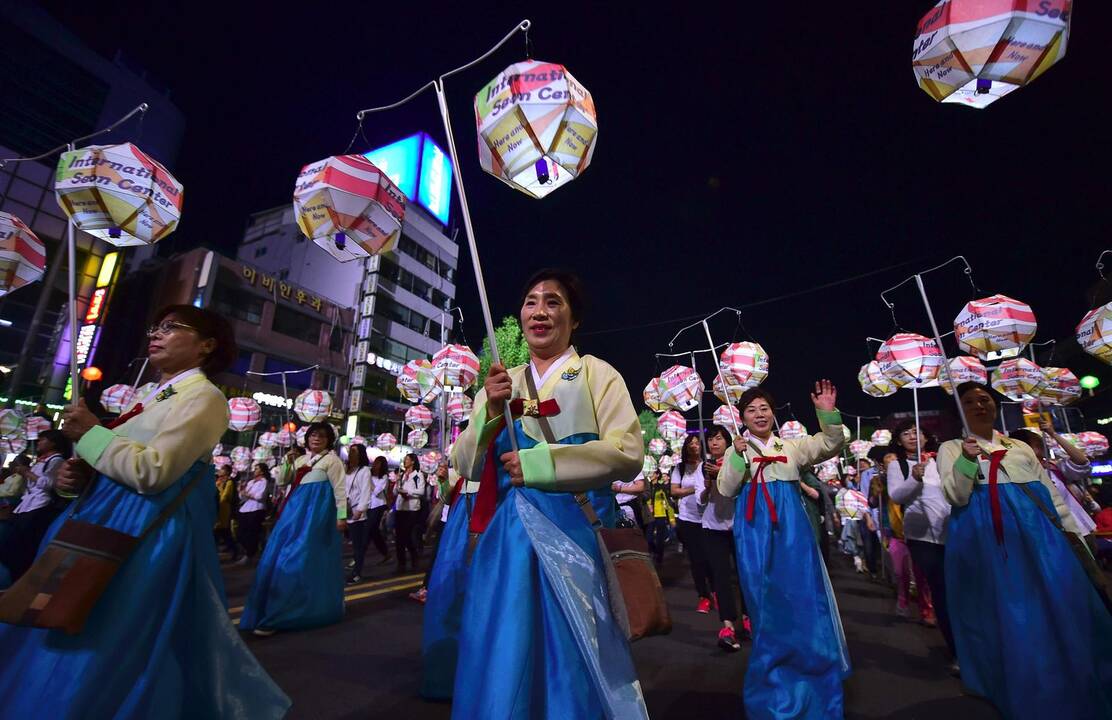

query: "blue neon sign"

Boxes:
[365, 132, 452, 225]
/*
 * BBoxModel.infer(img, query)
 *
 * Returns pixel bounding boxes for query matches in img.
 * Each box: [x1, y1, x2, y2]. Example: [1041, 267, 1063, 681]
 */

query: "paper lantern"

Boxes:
[22, 416, 51, 441]
[350, 435, 366, 447]
[990, 358, 1047, 401]
[857, 361, 899, 398]
[953, 294, 1037, 360]
[228, 398, 262, 431]
[818, 464, 840, 483]
[446, 392, 473, 423]
[0, 212, 46, 296]
[719, 342, 770, 389]
[1057, 433, 1081, 451]
[419, 450, 443, 474]
[657, 411, 686, 441]
[0, 409, 22, 440]
[877, 333, 943, 387]
[713, 405, 741, 429]
[836, 489, 869, 518]
[475, 60, 597, 199]
[292, 154, 405, 262]
[643, 377, 668, 413]
[258, 432, 279, 449]
[658, 454, 675, 475]
[100, 384, 138, 414]
[849, 440, 874, 459]
[779, 421, 807, 440]
[432, 344, 481, 389]
[1039, 367, 1081, 405]
[1076, 303, 1112, 364]
[938, 356, 989, 395]
[912, 0, 1072, 110]
[276, 429, 295, 446]
[231, 446, 251, 466]
[640, 455, 658, 476]
[376, 433, 397, 451]
[405, 404, 434, 430]
[0, 433, 28, 454]
[658, 365, 704, 412]
[647, 438, 668, 457]
[1077, 431, 1109, 459]
[712, 373, 744, 405]
[212, 444, 225, 458]
[397, 359, 441, 404]
[295, 426, 308, 446]
[871, 429, 893, 446]
[407, 429, 429, 449]
[54, 143, 183, 246]
[294, 389, 332, 423]
[212, 455, 231, 468]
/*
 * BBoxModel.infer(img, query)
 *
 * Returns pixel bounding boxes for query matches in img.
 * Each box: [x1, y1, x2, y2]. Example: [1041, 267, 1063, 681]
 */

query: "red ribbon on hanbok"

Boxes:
[105, 403, 143, 429]
[274, 465, 312, 519]
[987, 449, 1008, 547]
[448, 476, 466, 508]
[508, 397, 560, 418]
[746, 456, 787, 523]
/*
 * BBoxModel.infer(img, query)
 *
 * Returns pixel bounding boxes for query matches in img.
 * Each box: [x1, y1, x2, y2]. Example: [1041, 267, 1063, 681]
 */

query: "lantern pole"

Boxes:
[132, 358, 149, 388]
[701, 320, 742, 438]
[913, 274, 971, 436]
[65, 143, 80, 405]
[912, 385, 922, 460]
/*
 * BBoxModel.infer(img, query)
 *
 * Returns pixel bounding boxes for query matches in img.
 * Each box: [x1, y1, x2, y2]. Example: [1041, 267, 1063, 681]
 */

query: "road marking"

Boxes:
[228, 574, 424, 616]
[231, 580, 425, 626]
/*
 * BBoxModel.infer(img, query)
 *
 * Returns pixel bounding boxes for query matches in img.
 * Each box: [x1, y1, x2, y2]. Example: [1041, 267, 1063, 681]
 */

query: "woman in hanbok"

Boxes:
[239, 422, 346, 636]
[450, 269, 648, 719]
[938, 383, 1112, 720]
[0, 305, 290, 719]
[718, 382, 849, 720]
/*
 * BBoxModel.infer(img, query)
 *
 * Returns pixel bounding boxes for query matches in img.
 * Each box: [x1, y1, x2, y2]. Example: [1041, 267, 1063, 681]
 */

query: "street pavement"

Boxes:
[223, 543, 1001, 719]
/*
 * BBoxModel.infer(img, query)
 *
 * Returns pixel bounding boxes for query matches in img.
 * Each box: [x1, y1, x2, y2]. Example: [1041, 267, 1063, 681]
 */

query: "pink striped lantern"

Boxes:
[657, 411, 687, 441]
[658, 365, 704, 412]
[276, 429, 294, 447]
[713, 405, 741, 429]
[296, 426, 308, 446]
[211, 444, 225, 458]
[712, 372, 745, 405]
[258, 432, 279, 449]
[397, 359, 441, 404]
[419, 450, 443, 474]
[647, 438, 668, 457]
[1076, 303, 1112, 365]
[228, 398, 262, 431]
[719, 342, 769, 389]
[350, 435, 367, 447]
[22, 416, 51, 441]
[871, 429, 892, 446]
[857, 361, 899, 398]
[876, 333, 943, 387]
[376, 433, 398, 451]
[643, 377, 668, 413]
[212, 455, 231, 468]
[1078, 431, 1109, 459]
[990, 358, 1047, 401]
[230, 446, 252, 466]
[954, 294, 1037, 360]
[405, 404, 434, 430]
[446, 393, 473, 423]
[938, 356, 989, 395]
[779, 420, 807, 440]
[100, 384, 138, 414]
[294, 389, 332, 423]
[0, 212, 47, 296]
[407, 429, 429, 449]
[849, 439, 874, 459]
[432, 344, 481, 389]
[1039, 367, 1081, 406]
[293, 155, 406, 262]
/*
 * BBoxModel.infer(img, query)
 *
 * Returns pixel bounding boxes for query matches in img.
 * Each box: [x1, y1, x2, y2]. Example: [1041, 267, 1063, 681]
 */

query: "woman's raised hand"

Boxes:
[810, 379, 837, 412]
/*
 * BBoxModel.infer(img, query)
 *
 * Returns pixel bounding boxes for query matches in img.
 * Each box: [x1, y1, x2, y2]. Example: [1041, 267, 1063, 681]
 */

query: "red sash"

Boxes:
[275, 459, 320, 519]
[106, 403, 144, 429]
[746, 455, 787, 523]
[987, 450, 1008, 547]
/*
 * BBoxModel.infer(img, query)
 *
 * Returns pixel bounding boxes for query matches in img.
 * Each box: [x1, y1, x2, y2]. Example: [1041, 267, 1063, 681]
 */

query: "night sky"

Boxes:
[40, 2, 1112, 430]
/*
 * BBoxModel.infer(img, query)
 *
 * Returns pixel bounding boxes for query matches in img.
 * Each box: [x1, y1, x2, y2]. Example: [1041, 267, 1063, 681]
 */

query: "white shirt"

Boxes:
[672, 462, 704, 523]
[887, 458, 950, 544]
[1046, 464, 1097, 535]
[346, 467, 372, 521]
[239, 477, 268, 513]
[395, 470, 425, 512]
[614, 472, 644, 505]
[698, 458, 735, 531]
[369, 472, 389, 510]
[15, 452, 63, 514]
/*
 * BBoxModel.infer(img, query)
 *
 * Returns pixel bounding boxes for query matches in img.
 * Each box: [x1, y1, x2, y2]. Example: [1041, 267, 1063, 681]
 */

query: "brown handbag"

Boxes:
[524, 371, 672, 641]
[0, 462, 206, 635]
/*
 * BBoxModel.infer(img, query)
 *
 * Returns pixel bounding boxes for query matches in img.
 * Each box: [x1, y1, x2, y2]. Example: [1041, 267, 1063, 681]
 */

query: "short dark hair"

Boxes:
[520, 268, 587, 327]
[955, 381, 992, 401]
[738, 387, 775, 413]
[304, 422, 336, 450]
[1009, 429, 1041, 446]
[705, 424, 732, 445]
[37, 428, 72, 459]
[403, 452, 419, 472]
[346, 443, 369, 471]
[152, 304, 237, 376]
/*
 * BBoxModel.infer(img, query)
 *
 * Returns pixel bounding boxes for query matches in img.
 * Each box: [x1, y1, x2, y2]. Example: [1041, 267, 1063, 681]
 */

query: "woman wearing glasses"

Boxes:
[0, 305, 290, 719]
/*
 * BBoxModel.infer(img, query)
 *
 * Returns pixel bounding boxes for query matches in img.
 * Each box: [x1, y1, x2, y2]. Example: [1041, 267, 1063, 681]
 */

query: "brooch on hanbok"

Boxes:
[561, 366, 581, 382]
[773, 441, 784, 452]
[156, 386, 177, 402]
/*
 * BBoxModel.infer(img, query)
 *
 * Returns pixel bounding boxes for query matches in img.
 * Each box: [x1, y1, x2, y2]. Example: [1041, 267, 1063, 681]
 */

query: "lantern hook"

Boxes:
[0, 103, 149, 168]
[1096, 249, 1112, 279]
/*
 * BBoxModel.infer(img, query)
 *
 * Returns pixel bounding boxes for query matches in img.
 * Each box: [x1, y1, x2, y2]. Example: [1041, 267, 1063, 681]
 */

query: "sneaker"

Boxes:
[252, 628, 277, 637]
[894, 603, 911, 618]
[853, 557, 864, 573]
[740, 616, 752, 639]
[717, 626, 741, 652]
[696, 597, 711, 614]
[346, 560, 356, 569]
[409, 588, 428, 604]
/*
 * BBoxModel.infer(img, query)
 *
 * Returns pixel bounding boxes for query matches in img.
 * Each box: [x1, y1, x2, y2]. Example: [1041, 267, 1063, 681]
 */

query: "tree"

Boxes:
[638, 410, 660, 451]
[476, 315, 531, 389]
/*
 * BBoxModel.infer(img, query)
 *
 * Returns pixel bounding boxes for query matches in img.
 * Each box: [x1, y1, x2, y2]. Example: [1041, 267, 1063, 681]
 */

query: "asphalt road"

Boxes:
[223, 543, 1001, 720]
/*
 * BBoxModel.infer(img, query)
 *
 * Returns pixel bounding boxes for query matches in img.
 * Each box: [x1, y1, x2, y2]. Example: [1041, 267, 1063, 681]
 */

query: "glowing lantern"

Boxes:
[446, 392, 473, 423]
[0, 212, 46, 296]
[713, 405, 741, 429]
[877, 333, 943, 387]
[228, 398, 262, 431]
[849, 440, 874, 459]
[836, 489, 869, 518]
[712, 373, 744, 405]
[938, 356, 989, 394]
[431, 344, 481, 389]
[252, 447, 271, 463]
[657, 411, 686, 441]
[818, 462, 840, 483]
[405, 404, 434, 430]
[475, 60, 597, 199]
[953, 294, 1037, 360]
[419, 450, 443, 474]
[213, 455, 231, 468]
[407, 429, 429, 449]
[647, 438, 668, 457]
[658, 454, 675, 475]
[283, 421, 297, 433]
[1039, 367, 1081, 405]
[99, 384, 137, 414]
[0, 409, 22, 439]
[22, 416, 51, 440]
[871, 429, 893, 446]
[231, 446, 251, 466]
[658, 365, 704, 412]
[643, 377, 668, 413]
[1076, 303, 1112, 364]
[376, 433, 397, 451]
[292, 155, 405, 262]
[397, 359, 441, 404]
[276, 429, 294, 447]
[258, 432, 278, 449]
[719, 342, 769, 389]
[779, 421, 807, 440]
[912, 0, 1072, 110]
[54, 143, 183, 245]
[233, 459, 251, 474]
[0, 433, 28, 454]
[1077, 431, 1109, 458]
[81, 366, 103, 382]
[294, 389, 332, 423]
[858, 361, 899, 398]
[990, 358, 1047, 401]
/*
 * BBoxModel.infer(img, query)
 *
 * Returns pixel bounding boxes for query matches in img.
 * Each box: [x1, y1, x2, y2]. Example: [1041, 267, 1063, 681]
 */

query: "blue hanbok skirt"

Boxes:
[421, 493, 472, 700]
[239, 480, 343, 632]
[734, 481, 850, 720]
[451, 422, 648, 720]
[0, 462, 290, 720]
[946, 481, 1112, 720]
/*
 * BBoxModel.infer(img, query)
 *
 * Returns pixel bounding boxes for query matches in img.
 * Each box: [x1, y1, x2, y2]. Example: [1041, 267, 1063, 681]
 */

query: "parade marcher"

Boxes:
[0, 304, 290, 718]
[1010, 417, 1098, 541]
[719, 382, 850, 720]
[671, 433, 715, 613]
[411, 461, 453, 602]
[645, 468, 674, 564]
[236, 463, 270, 564]
[239, 422, 346, 636]
[367, 456, 391, 564]
[214, 463, 239, 560]
[698, 424, 748, 651]
[612, 472, 646, 528]
[0, 429, 71, 585]
[938, 382, 1112, 720]
[344, 443, 373, 584]
[393, 452, 425, 574]
[450, 269, 648, 719]
[0, 455, 29, 513]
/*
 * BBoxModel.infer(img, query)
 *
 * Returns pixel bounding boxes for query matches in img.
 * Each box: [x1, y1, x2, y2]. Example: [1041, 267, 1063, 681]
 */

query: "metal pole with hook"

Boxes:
[914, 274, 971, 436]
[701, 319, 742, 438]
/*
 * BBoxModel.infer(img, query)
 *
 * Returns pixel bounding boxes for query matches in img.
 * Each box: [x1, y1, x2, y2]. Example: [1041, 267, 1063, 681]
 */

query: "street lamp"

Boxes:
[1081, 375, 1100, 397]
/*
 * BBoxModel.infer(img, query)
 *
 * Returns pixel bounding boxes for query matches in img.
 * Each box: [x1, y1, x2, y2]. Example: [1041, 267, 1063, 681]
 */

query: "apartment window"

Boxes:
[211, 282, 264, 325]
[329, 325, 345, 352]
[271, 305, 321, 345]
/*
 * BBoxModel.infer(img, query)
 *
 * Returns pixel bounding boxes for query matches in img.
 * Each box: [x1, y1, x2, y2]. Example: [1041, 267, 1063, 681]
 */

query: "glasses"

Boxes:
[147, 320, 198, 337]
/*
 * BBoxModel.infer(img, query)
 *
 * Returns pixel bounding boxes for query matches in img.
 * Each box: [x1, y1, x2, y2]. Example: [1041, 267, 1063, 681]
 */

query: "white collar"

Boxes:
[530, 347, 575, 390]
[748, 433, 778, 453]
[141, 367, 203, 406]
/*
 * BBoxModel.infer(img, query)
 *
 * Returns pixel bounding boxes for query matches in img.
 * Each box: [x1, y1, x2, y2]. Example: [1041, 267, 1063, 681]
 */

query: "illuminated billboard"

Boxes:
[365, 132, 453, 225]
